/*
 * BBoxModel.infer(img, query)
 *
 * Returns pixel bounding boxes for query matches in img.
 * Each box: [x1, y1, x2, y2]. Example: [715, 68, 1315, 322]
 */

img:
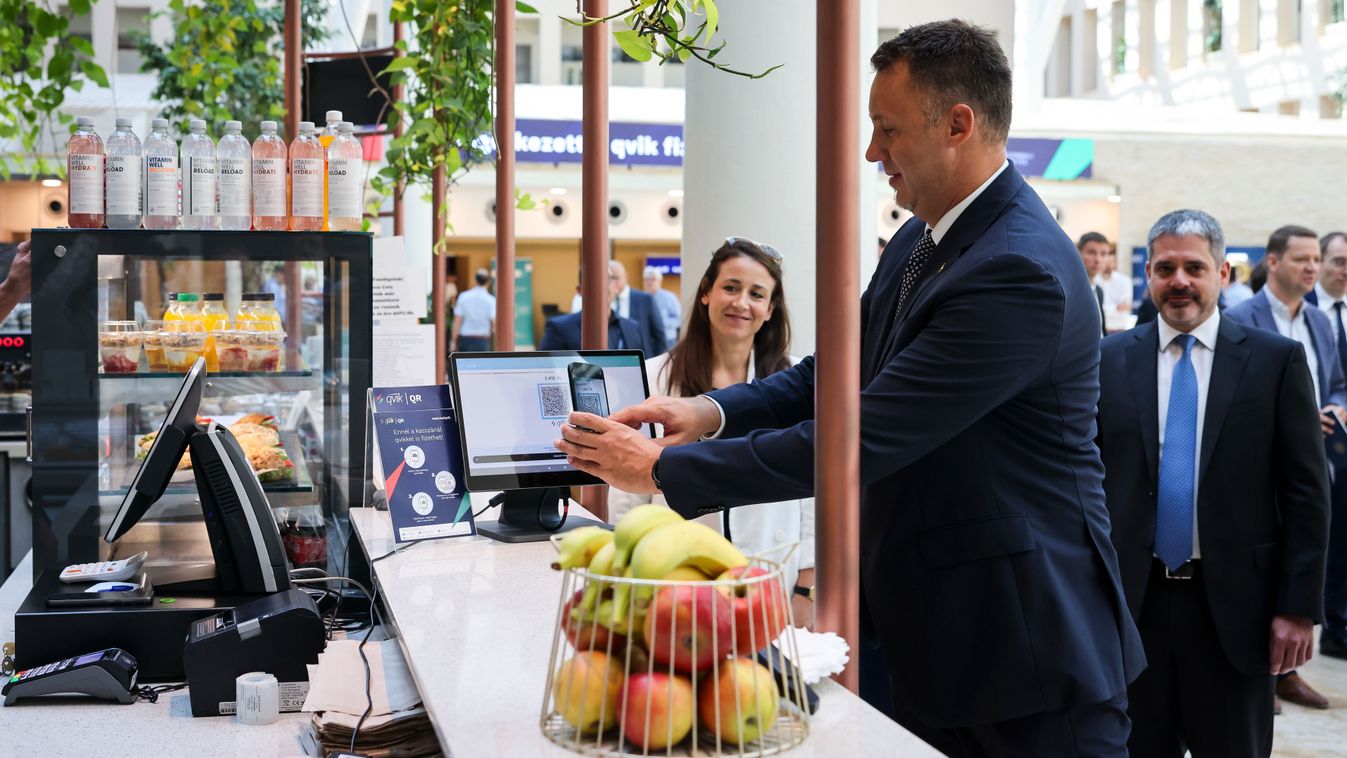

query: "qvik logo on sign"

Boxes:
[0, 336, 26, 349]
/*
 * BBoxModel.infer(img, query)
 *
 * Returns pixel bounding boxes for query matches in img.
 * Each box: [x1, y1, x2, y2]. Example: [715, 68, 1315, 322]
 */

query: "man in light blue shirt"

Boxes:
[643, 266, 681, 346]
[451, 269, 496, 353]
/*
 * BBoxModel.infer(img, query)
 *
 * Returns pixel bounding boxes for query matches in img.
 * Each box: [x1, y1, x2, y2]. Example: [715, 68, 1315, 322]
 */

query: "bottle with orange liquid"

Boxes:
[200, 293, 229, 372]
[289, 122, 324, 231]
[318, 110, 342, 230]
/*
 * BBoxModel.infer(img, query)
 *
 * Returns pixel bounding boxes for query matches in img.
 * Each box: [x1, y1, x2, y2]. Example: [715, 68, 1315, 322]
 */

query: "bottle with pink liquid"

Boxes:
[288, 121, 323, 231]
[252, 120, 288, 231]
[67, 117, 105, 229]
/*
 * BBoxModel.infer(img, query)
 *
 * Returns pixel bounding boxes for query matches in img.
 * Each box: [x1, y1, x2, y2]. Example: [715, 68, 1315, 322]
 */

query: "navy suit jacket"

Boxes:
[1097, 318, 1329, 674]
[1224, 289, 1347, 408]
[539, 311, 645, 353]
[624, 289, 669, 357]
[658, 164, 1145, 727]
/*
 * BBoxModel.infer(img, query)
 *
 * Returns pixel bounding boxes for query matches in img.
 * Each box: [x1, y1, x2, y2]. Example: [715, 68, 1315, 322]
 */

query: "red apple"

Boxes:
[644, 584, 735, 674]
[698, 658, 780, 745]
[716, 566, 788, 654]
[562, 589, 626, 652]
[619, 672, 694, 750]
[552, 651, 625, 734]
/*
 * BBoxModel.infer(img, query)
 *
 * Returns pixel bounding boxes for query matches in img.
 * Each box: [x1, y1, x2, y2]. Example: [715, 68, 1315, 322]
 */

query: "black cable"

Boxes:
[371, 539, 424, 563]
[136, 682, 188, 703]
[349, 581, 381, 752]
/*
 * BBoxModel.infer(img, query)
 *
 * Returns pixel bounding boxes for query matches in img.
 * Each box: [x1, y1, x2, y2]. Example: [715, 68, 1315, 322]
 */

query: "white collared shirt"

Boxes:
[1315, 283, 1347, 346]
[1156, 310, 1220, 559]
[926, 160, 1010, 244]
[614, 286, 631, 320]
[1268, 294, 1322, 404]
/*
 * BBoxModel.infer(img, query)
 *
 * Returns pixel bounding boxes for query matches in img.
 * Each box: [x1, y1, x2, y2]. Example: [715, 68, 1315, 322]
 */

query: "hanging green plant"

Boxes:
[575, 0, 782, 79]
[0, 0, 110, 178]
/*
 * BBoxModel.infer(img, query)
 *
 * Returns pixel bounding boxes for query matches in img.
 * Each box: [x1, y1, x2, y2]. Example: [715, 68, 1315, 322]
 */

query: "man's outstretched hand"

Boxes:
[608, 395, 722, 447]
[555, 412, 665, 494]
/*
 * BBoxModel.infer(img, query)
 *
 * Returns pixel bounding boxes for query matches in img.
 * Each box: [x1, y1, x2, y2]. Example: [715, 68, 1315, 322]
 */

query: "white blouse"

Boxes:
[608, 351, 816, 590]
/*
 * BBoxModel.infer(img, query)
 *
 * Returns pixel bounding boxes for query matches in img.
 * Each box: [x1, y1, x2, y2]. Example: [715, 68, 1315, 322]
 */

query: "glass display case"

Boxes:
[27, 229, 371, 581]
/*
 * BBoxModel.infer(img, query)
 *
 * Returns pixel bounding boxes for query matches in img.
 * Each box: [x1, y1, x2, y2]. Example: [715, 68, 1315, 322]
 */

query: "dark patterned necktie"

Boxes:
[894, 229, 936, 319]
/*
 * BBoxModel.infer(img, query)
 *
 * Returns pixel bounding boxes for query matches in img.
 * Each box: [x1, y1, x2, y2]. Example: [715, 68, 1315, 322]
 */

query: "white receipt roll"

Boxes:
[236, 671, 280, 725]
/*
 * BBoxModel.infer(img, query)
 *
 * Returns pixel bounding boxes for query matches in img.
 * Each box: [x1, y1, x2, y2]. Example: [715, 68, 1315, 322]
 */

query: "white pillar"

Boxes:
[682, 0, 876, 356]
[92, 0, 116, 78]
[538, 13, 562, 86]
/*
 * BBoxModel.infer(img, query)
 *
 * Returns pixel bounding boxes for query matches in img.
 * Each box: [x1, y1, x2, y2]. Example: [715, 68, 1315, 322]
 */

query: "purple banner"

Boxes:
[477, 119, 686, 167]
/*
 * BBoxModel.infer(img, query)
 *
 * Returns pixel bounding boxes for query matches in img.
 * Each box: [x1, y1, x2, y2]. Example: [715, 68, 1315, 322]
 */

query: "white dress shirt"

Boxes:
[615, 285, 632, 319]
[1156, 310, 1220, 559]
[1096, 271, 1134, 313]
[1268, 294, 1322, 405]
[1315, 283, 1347, 346]
[703, 160, 1011, 438]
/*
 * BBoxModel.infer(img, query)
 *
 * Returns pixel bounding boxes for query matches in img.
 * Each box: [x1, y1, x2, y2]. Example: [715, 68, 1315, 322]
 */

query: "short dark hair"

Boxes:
[1266, 225, 1317, 258]
[1076, 231, 1109, 251]
[475, 269, 489, 286]
[870, 20, 1013, 143]
[1320, 231, 1347, 256]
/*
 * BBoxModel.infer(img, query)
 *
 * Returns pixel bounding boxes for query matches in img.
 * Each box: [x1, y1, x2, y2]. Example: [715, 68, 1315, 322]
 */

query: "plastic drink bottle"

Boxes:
[289, 121, 324, 231]
[319, 110, 341, 230]
[67, 116, 105, 229]
[105, 117, 143, 229]
[217, 120, 252, 230]
[200, 293, 229, 371]
[181, 119, 217, 230]
[327, 122, 363, 231]
[252, 120, 288, 231]
[143, 118, 179, 230]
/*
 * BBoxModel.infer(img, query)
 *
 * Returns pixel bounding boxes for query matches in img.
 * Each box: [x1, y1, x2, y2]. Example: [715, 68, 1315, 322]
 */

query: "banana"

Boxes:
[662, 565, 711, 581]
[628, 520, 747, 580]
[551, 526, 614, 571]
[608, 521, 747, 625]
[609, 505, 684, 575]
[574, 540, 619, 619]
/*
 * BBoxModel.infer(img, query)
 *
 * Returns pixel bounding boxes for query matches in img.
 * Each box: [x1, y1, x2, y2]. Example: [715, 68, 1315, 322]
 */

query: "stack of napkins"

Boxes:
[775, 626, 851, 684]
[302, 633, 439, 757]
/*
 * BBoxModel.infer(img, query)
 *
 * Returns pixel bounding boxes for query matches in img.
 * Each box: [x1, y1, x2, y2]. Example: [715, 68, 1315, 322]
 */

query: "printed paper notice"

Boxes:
[373, 323, 436, 387]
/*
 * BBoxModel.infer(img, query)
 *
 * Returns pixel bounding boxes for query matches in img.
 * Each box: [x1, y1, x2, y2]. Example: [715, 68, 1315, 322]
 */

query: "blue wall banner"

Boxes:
[478, 119, 1091, 178]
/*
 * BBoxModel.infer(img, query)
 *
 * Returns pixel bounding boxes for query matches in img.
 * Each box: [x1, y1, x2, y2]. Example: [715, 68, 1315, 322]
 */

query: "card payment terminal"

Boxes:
[2, 648, 139, 705]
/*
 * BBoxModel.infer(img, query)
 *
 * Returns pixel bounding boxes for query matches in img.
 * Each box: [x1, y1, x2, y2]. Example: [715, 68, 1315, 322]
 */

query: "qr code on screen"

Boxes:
[538, 383, 570, 419]
[575, 393, 604, 415]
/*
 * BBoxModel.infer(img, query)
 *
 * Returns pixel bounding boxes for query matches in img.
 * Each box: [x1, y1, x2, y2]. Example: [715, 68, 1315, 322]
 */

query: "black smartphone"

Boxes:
[567, 362, 610, 432]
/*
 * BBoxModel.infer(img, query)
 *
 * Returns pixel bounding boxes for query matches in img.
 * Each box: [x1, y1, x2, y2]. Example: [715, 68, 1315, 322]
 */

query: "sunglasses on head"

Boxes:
[725, 236, 784, 266]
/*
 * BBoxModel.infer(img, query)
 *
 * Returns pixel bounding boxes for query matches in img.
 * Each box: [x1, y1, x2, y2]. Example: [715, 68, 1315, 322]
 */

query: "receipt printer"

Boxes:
[184, 589, 325, 717]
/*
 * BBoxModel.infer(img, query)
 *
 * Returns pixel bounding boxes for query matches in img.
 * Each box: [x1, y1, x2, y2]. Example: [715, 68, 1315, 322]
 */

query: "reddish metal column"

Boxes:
[393, 21, 406, 237]
[495, 0, 517, 351]
[283, 0, 301, 139]
[581, 0, 609, 520]
[815, 0, 861, 693]
[433, 165, 447, 381]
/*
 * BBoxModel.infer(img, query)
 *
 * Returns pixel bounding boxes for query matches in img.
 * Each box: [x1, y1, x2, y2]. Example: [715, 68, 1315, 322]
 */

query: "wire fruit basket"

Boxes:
[540, 514, 810, 757]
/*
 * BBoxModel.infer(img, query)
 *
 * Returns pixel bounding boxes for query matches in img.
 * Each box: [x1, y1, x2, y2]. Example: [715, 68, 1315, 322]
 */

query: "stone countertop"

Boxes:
[352, 498, 939, 757]
[0, 552, 312, 758]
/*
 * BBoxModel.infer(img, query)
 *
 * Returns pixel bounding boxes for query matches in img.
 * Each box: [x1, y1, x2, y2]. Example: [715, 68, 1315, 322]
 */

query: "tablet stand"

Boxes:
[475, 488, 609, 543]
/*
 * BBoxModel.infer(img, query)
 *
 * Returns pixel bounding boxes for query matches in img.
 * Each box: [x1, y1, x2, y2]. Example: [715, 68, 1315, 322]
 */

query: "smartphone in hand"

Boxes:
[567, 362, 610, 432]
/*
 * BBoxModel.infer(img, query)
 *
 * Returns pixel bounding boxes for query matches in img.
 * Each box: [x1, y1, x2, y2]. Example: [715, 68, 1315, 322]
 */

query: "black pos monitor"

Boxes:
[105, 357, 290, 593]
[448, 351, 656, 543]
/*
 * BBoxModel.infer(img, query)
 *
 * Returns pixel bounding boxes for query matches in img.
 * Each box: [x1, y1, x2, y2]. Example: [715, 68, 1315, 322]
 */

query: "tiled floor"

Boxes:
[1274, 643, 1347, 757]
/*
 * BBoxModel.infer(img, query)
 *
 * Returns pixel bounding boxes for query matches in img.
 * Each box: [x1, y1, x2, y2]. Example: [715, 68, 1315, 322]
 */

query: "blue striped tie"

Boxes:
[1156, 334, 1198, 570]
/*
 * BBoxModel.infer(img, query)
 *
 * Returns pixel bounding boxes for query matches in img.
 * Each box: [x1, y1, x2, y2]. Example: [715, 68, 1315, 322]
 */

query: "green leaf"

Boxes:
[81, 59, 110, 88]
[382, 56, 418, 73]
[677, 47, 691, 63]
[69, 36, 95, 57]
[515, 0, 538, 13]
[613, 29, 654, 62]
[703, 0, 719, 42]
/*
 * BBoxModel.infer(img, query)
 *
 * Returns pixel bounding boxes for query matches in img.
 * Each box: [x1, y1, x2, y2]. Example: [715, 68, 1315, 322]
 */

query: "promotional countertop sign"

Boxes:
[371, 385, 473, 543]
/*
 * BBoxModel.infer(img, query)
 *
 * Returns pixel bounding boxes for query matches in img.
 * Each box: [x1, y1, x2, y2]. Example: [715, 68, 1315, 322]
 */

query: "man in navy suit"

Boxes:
[1096, 210, 1329, 756]
[607, 260, 668, 357]
[556, 20, 1143, 756]
[1225, 225, 1346, 711]
[540, 259, 654, 354]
